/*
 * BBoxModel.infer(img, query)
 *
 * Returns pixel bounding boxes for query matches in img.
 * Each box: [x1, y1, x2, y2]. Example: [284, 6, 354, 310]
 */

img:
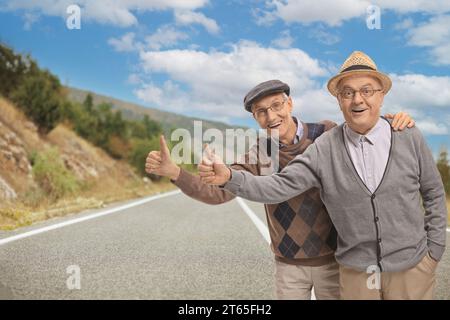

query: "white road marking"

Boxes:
[236, 197, 317, 300]
[447, 228, 450, 233]
[0, 190, 182, 246]
[236, 197, 270, 243]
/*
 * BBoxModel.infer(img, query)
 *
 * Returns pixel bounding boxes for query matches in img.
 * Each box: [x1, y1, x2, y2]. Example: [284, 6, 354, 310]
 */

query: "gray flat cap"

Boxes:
[244, 80, 290, 112]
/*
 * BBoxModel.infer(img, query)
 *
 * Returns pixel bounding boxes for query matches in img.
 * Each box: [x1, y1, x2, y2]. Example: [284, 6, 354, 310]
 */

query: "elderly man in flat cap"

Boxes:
[146, 75, 414, 299]
[199, 51, 447, 300]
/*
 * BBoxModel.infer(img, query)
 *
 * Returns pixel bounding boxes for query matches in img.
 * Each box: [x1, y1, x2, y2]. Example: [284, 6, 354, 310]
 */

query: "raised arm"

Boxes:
[199, 143, 322, 204]
[146, 135, 253, 205]
[173, 168, 236, 205]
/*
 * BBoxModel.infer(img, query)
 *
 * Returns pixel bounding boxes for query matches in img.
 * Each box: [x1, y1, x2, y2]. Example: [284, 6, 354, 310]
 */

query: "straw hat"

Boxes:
[327, 51, 392, 97]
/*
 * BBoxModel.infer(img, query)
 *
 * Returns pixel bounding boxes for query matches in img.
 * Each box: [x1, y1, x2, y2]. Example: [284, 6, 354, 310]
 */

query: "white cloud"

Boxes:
[408, 15, 450, 46]
[108, 32, 142, 52]
[134, 80, 191, 114]
[259, 0, 450, 26]
[292, 88, 343, 124]
[431, 43, 450, 65]
[127, 73, 142, 85]
[406, 15, 450, 65]
[252, 6, 278, 26]
[308, 27, 340, 45]
[394, 17, 413, 30]
[135, 40, 328, 119]
[385, 74, 450, 110]
[269, 0, 369, 26]
[271, 30, 294, 48]
[145, 25, 189, 50]
[415, 119, 449, 135]
[133, 48, 450, 138]
[135, 82, 164, 105]
[108, 26, 189, 52]
[1, 0, 209, 27]
[174, 10, 220, 34]
[22, 12, 40, 30]
[375, 0, 450, 14]
[381, 74, 450, 136]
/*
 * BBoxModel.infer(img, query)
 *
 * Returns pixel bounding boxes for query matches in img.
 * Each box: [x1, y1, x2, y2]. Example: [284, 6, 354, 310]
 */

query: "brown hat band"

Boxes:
[341, 65, 376, 73]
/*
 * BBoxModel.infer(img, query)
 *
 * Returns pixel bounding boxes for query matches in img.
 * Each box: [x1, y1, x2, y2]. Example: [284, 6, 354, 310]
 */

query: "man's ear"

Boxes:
[287, 96, 293, 112]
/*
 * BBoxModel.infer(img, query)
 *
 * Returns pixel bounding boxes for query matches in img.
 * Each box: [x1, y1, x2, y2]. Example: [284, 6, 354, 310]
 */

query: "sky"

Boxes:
[0, 0, 449, 156]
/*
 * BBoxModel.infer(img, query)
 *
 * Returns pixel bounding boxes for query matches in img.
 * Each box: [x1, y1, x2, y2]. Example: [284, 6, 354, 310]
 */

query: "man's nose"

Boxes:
[266, 108, 277, 121]
[352, 91, 364, 105]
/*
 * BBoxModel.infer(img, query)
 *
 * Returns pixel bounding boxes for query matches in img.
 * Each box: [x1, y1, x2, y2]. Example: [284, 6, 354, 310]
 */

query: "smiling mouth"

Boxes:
[351, 108, 368, 114]
[268, 121, 282, 129]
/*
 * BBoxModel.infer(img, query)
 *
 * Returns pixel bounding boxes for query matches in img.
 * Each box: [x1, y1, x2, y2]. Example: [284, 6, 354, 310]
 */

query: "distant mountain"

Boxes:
[66, 87, 248, 136]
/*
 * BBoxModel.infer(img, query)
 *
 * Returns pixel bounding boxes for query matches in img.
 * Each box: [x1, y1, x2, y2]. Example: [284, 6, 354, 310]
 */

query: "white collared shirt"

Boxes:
[343, 118, 391, 193]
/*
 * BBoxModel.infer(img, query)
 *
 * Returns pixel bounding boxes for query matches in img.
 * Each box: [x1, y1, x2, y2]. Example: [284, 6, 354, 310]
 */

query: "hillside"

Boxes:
[66, 87, 247, 136]
[0, 97, 175, 229]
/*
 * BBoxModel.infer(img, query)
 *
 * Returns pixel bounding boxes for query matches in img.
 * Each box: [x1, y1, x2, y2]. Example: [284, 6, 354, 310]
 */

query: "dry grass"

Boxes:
[0, 97, 22, 125]
[0, 97, 43, 151]
[0, 179, 177, 230]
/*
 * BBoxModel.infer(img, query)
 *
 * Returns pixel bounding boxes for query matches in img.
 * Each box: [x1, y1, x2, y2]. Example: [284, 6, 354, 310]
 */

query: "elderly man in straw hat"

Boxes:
[199, 51, 448, 300]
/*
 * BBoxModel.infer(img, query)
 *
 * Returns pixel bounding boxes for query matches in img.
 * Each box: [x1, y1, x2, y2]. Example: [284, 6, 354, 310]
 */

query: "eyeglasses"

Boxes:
[253, 98, 287, 120]
[338, 86, 383, 100]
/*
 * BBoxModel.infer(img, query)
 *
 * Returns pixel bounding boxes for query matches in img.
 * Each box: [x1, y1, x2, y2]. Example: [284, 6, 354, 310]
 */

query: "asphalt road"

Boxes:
[0, 191, 448, 299]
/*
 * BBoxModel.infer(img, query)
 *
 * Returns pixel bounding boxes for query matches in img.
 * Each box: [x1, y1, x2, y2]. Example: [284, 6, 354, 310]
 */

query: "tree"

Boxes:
[0, 44, 30, 97]
[142, 114, 162, 138]
[11, 69, 63, 133]
[436, 147, 450, 195]
[83, 93, 94, 113]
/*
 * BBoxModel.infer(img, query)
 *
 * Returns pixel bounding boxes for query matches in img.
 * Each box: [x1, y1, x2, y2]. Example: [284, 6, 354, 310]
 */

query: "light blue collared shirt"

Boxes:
[279, 117, 303, 147]
[293, 117, 304, 144]
[343, 118, 392, 193]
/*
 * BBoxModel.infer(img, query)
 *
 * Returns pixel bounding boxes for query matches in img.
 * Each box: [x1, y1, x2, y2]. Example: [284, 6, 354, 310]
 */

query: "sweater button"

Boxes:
[378, 238, 382, 243]
[371, 194, 376, 200]
[375, 217, 379, 222]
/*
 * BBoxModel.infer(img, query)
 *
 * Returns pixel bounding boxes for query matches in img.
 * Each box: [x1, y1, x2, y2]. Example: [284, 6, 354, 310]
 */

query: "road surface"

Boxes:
[0, 190, 449, 299]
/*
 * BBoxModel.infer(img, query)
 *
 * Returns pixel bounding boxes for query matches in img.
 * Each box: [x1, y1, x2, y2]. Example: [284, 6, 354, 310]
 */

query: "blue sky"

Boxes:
[0, 0, 449, 156]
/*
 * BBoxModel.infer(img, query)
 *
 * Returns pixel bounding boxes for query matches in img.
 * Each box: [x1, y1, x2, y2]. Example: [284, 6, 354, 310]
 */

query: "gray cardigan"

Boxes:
[223, 119, 447, 272]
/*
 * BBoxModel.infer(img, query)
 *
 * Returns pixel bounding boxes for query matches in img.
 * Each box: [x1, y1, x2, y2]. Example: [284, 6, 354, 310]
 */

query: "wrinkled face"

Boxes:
[251, 92, 294, 139]
[337, 75, 385, 135]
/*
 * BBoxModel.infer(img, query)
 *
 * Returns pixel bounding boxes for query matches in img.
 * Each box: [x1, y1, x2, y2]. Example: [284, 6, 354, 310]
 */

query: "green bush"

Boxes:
[32, 148, 80, 200]
[129, 137, 161, 179]
[0, 43, 31, 98]
[11, 70, 63, 133]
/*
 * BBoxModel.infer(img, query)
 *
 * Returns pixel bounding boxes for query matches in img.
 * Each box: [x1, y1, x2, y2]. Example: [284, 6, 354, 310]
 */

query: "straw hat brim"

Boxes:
[327, 69, 392, 97]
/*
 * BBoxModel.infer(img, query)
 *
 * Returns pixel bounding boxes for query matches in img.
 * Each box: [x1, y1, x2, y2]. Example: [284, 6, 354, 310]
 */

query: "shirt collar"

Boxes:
[293, 117, 304, 143]
[279, 117, 303, 147]
[344, 117, 386, 147]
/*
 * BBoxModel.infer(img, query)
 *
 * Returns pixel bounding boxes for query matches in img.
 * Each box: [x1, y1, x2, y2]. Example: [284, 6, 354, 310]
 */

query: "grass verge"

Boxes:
[0, 179, 176, 231]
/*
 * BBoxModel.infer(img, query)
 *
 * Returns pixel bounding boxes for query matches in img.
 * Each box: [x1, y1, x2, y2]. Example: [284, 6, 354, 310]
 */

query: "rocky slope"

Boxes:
[0, 97, 142, 206]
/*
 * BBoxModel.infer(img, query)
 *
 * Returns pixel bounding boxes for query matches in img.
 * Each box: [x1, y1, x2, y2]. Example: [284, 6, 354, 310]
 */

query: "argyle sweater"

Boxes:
[173, 121, 338, 266]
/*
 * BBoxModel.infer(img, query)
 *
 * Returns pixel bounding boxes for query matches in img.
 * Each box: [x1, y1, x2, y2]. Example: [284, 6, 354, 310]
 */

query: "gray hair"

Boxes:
[251, 92, 289, 111]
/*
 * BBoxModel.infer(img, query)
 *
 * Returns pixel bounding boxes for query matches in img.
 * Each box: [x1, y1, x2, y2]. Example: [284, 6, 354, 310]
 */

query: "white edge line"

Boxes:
[236, 197, 270, 244]
[0, 189, 182, 246]
[447, 228, 450, 233]
[235, 197, 317, 300]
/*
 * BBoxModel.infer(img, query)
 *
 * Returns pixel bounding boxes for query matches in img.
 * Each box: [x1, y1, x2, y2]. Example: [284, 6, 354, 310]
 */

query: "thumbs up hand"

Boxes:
[198, 144, 231, 185]
[145, 135, 181, 181]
